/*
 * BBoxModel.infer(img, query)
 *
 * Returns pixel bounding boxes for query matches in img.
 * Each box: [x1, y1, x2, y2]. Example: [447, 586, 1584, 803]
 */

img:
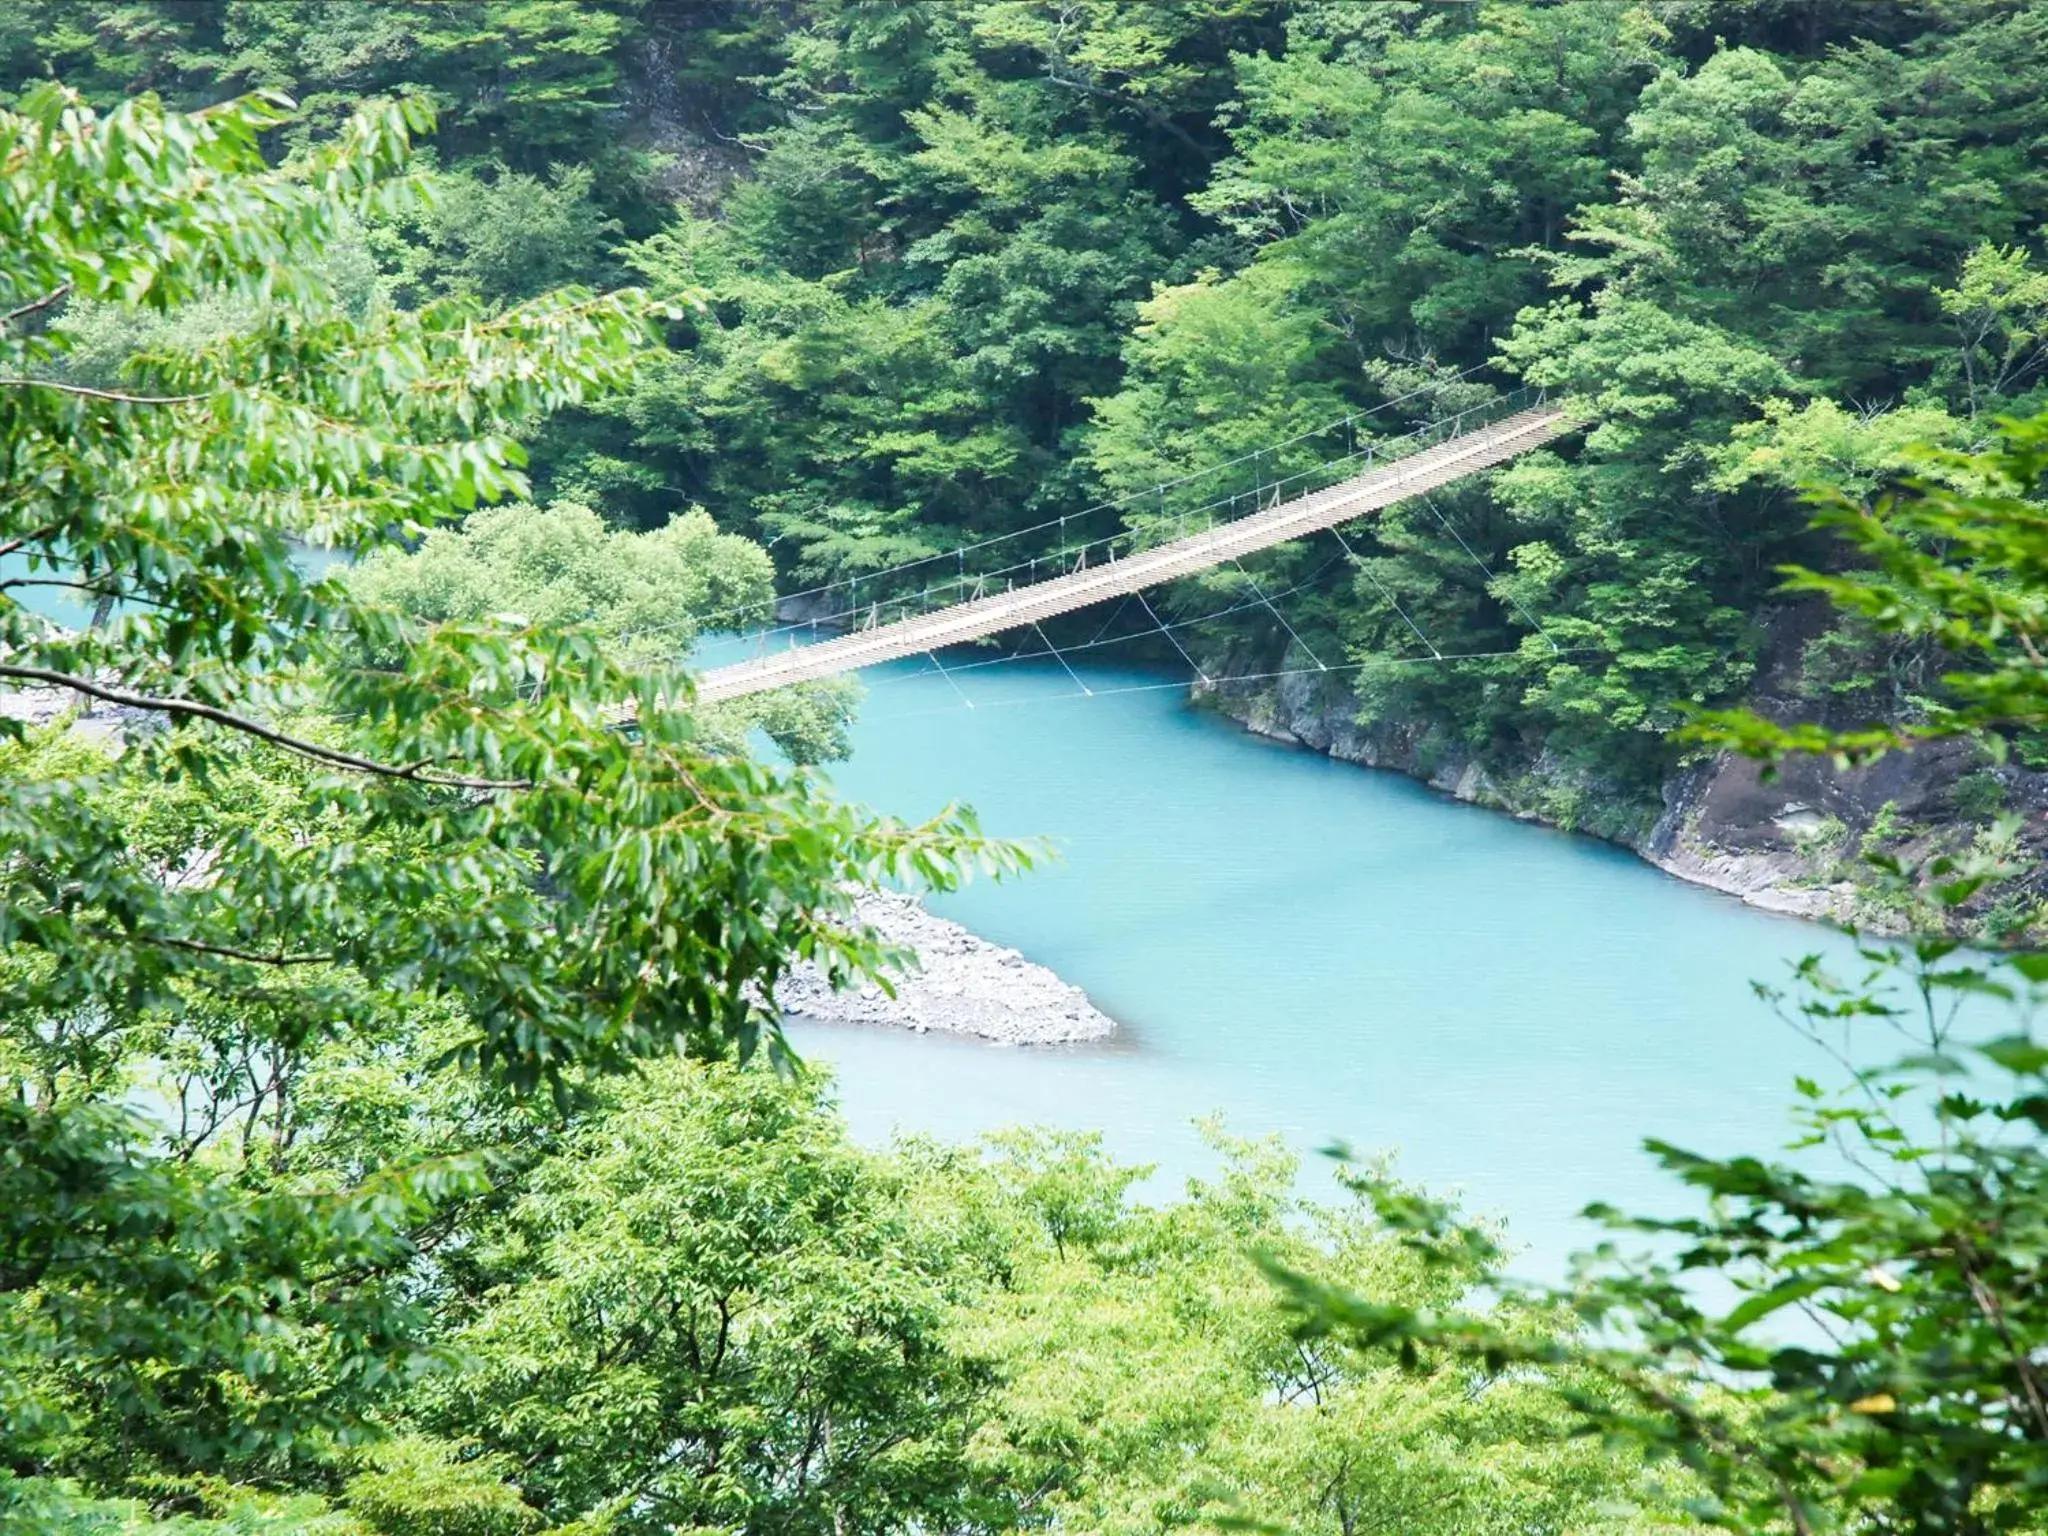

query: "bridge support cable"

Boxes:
[915, 558, 1338, 693]
[1033, 620, 1095, 697]
[925, 647, 976, 709]
[1085, 595, 1133, 648]
[934, 554, 1339, 683]
[1134, 589, 1212, 686]
[1229, 557, 1328, 671]
[1420, 494, 1562, 656]
[850, 642, 1600, 729]
[1327, 522, 1442, 661]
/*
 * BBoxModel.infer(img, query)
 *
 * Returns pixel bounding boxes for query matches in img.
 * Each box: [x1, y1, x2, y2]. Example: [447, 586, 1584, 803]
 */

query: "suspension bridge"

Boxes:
[691, 387, 1576, 707]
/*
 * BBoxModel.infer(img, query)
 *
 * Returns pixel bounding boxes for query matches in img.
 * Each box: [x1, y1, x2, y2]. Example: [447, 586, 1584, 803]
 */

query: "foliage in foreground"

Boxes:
[1283, 933, 2048, 1535]
[0, 81, 1007, 1505]
[1272, 427, 2048, 1533]
[10, 1059, 1674, 1536]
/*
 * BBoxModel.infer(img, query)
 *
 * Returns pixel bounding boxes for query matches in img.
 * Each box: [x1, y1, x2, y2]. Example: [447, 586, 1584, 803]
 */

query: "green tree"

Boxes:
[350, 499, 769, 652]
[0, 81, 1003, 1505]
[0, 1, 644, 168]
[405, 1062, 1000, 1536]
[1938, 244, 2048, 423]
[348, 498, 857, 762]
[368, 163, 624, 310]
[1274, 413, 2048, 1533]
[366, 1084, 1667, 1536]
[590, 1, 1277, 567]
[940, 1126, 1668, 1535]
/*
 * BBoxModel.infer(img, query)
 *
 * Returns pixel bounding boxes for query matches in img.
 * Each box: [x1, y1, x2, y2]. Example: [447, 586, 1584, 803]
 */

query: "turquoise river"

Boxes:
[782, 650, 1868, 1276]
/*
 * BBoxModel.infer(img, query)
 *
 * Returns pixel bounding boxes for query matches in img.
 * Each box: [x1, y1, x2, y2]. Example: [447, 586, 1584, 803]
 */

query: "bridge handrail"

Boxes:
[672, 365, 1517, 641]
[739, 383, 1551, 644]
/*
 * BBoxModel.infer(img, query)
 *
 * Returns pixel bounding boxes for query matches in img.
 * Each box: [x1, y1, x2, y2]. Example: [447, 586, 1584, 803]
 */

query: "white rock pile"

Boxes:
[0, 683, 153, 742]
[775, 888, 1116, 1046]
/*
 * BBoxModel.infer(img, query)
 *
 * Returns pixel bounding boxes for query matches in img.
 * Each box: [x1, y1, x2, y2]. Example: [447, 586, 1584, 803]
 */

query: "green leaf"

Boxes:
[1721, 1276, 1831, 1332]
[1979, 1036, 2048, 1076]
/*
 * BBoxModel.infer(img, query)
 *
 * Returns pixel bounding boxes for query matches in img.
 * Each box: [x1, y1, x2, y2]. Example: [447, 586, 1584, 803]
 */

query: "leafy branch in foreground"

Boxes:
[0, 81, 1017, 1493]
[1272, 928, 2048, 1534]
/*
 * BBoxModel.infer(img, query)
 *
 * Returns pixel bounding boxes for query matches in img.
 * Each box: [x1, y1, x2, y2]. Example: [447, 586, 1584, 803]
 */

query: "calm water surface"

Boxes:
[16, 552, 1860, 1275]
[785, 651, 1863, 1274]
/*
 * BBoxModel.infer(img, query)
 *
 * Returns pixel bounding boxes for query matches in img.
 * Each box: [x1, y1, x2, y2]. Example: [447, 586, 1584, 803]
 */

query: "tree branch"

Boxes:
[2, 284, 71, 327]
[1038, 67, 1210, 158]
[85, 928, 339, 967]
[0, 577, 127, 600]
[0, 663, 532, 790]
[0, 377, 208, 405]
[0, 523, 61, 561]
[1961, 1254, 2048, 1442]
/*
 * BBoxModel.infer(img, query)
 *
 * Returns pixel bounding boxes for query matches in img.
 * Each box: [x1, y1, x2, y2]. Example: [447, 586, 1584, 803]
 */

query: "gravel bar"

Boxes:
[777, 889, 1117, 1045]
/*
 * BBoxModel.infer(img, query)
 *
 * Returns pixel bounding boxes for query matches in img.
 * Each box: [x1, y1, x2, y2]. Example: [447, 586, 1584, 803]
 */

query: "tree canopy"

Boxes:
[0, 80, 1005, 1521]
[10, 6, 2048, 1534]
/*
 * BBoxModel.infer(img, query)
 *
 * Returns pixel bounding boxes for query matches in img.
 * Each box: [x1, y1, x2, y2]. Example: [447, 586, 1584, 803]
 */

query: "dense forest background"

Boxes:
[12, 0, 2047, 816]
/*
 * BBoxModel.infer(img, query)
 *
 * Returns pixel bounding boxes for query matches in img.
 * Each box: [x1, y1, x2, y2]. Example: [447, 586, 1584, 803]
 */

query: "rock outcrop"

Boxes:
[1200, 650, 2048, 934]
[0, 683, 155, 742]
[776, 889, 1117, 1045]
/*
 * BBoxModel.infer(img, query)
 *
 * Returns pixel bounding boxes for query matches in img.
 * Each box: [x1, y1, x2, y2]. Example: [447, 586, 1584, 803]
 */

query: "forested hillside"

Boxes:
[14, 0, 2047, 831]
[8, 6, 2048, 1534]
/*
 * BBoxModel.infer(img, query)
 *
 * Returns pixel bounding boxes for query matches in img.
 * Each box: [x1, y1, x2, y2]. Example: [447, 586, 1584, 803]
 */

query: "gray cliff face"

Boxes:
[1200, 664, 2048, 932]
[1644, 738, 2048, 925]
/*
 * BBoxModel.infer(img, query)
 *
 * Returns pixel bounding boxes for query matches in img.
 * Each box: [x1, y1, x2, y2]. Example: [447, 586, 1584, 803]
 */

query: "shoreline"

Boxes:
[777, 889, 1117, 1046]
[1200, 666, 2048, 937]
[1208, 679, 1865, 927]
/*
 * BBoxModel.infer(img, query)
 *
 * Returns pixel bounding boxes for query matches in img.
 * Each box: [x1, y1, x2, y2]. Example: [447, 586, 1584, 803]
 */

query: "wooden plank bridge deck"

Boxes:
[694, 405, 1572, 704]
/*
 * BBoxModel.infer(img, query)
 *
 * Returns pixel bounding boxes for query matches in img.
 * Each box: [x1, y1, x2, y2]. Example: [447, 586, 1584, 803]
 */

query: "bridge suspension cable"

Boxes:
[682, 393, 1572, 706]
[671, 363, 1501, 640]
[853, 644, 1601, 729]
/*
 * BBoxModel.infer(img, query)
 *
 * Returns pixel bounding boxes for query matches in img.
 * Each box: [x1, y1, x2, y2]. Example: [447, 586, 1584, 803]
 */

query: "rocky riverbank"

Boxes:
[776, 889, 1117, 1045]
[0, 682, 154, 740]
[1199, 658, 2048, 938]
